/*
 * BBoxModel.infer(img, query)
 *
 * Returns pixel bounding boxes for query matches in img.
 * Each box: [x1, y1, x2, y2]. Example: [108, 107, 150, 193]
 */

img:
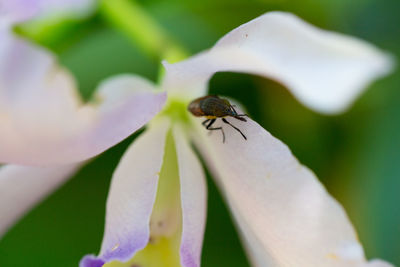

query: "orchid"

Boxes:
[75, 12, 395, 267]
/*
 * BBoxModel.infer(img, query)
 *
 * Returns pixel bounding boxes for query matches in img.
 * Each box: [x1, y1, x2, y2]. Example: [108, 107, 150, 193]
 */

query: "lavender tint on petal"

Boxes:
[80, 255, 105, 267]
[173, 126, 207, 267]
[80, 120, 170, 266]
[0, 0, 39, 24]
[180, 245, 199, 267]
[101, 231, 148, 262]
[79, 224, 150, 266]
[0, 0, 95, 25]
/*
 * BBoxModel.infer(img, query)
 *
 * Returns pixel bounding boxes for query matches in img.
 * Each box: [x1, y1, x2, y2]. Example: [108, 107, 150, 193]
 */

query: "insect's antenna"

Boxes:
[222, 118, 247, 140]
[230, 105, 238, 115]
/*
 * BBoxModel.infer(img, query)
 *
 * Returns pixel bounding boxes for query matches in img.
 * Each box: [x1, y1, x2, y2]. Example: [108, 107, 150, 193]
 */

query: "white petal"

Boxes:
[363, 260, 396, 267]
[0, 33, 166, 166]
[0, 163, 79, 238]
[191, 114, 393, 267]
[163, 11, 394, 113]
[173, 125, 207, 267]
[88, 118, 170, 264]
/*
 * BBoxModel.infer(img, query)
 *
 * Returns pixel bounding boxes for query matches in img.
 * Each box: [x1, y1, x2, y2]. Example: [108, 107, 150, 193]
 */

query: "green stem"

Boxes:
[100, 0, 189, 63]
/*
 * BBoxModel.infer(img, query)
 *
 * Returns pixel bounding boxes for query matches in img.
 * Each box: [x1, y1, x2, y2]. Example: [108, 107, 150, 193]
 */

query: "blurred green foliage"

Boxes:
[1, 0, 399, 266]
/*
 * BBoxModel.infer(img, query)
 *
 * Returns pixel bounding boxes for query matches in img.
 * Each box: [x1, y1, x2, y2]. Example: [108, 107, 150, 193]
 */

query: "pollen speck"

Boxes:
[111, 244, 119, 251]
[326, 253, 338, 260]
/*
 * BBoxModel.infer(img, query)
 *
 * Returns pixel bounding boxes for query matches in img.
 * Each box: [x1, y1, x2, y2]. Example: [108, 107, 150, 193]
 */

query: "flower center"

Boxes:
[157, 97, 191, 125]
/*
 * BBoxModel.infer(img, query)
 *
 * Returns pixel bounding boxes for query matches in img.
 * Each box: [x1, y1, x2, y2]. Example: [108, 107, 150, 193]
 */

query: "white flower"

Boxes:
[77, 12, 395, 267]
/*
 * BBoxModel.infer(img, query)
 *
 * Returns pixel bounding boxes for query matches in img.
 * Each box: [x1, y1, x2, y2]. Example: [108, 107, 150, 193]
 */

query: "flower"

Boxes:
[79, 12, 395, 267]
[0, 0, 166, 236]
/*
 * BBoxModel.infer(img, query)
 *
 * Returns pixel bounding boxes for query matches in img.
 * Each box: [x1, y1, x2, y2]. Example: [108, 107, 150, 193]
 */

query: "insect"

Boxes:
[188, 95, 248, 143]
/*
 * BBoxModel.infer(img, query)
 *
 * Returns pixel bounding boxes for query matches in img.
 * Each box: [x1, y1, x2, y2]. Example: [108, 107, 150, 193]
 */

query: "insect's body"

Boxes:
[188, 95, 244, 119]
[188, 95, 248, 142]
[189, 95, 232, 117]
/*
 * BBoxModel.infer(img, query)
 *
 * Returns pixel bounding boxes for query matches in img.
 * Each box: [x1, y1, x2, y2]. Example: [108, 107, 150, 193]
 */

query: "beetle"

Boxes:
[188, 95, 248, 143]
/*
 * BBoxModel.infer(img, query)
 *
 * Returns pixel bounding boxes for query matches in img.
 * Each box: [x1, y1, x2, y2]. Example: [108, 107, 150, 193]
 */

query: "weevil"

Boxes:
[188, 95, 248, 143]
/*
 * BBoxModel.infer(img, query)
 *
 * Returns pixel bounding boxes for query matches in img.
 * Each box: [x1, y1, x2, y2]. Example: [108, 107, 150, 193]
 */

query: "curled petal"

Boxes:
[0, 164, 79, 238]
[163, 11, 394, 113]
[173, 125, 207, 267]
[0, 33, 166, 166]
[80, 118, 170, 266]
[191, 114, 393, 267]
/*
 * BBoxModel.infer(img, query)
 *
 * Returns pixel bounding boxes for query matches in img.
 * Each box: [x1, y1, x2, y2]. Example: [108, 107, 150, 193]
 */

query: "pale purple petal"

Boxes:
[0, 0, 38, 26]
[0, 33, 167, 166]
[0, 163, 80, 237]
[0, 0, 95, 26]
[173, 125, 207, 267]
[80, 255, 105, 267]
[80, 119, 170, 266]
[191, 114, 393, 266]
[163, 11, 394, 114]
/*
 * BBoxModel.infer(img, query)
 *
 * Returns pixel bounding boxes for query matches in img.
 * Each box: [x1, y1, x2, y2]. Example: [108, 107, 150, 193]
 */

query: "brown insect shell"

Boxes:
[188, 96, 233, 118]
[187, 98, 205, 117]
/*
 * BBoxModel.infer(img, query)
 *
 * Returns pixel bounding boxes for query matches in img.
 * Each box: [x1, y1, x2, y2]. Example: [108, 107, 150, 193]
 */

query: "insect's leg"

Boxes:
[222, 118, 247, 140]
[205, 119, 216, 129]
[204, 119, 214, 136]
[233, 115, 247, 122]
[230, 106, 248, 121]
[206, 119, 225, 143]
[202, 119, 211, 127]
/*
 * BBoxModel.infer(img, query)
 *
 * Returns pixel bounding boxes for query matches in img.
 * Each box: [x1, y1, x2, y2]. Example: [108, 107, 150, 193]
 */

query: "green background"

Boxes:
[1, 0, 399, 266]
